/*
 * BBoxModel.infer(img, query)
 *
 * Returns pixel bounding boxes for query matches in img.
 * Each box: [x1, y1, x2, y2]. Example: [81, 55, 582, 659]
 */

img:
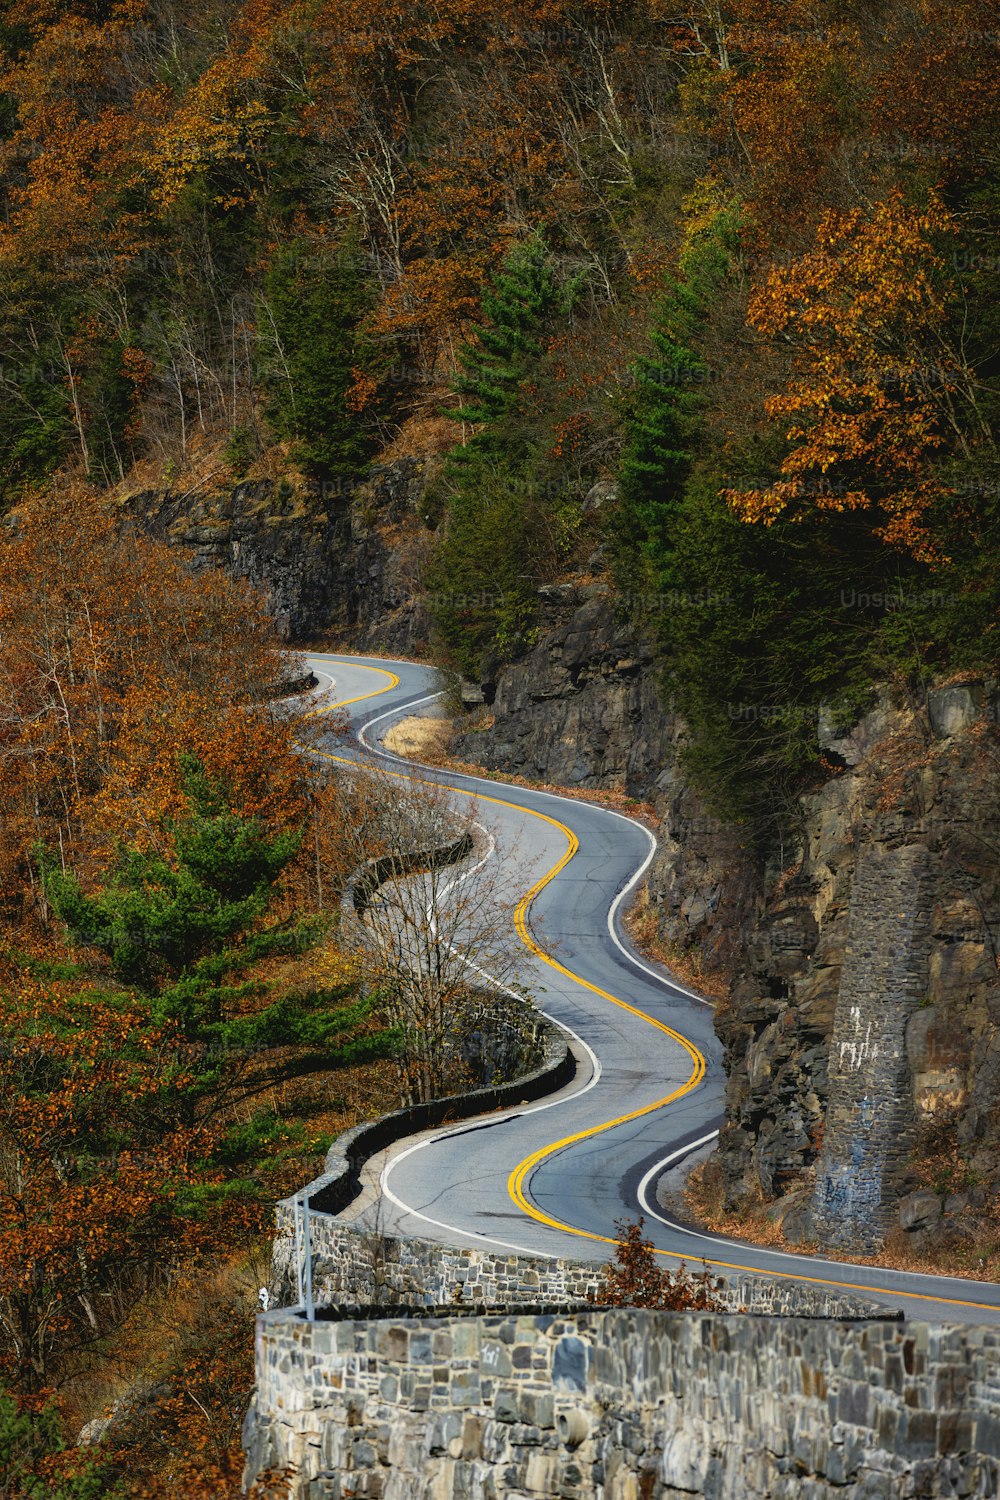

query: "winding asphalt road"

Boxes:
[303, 651, 1000, 1326]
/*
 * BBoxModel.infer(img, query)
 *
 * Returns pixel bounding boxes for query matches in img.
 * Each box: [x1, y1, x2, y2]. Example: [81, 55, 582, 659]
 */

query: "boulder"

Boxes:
[898, 1190, 941, 1233]
[927, 683, 984, 738]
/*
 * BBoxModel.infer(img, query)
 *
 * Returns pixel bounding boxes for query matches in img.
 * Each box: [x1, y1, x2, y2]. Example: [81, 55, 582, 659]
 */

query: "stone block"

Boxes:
[461, 1416, 483, 1461]
[836, 1379, 873, 1429]
[898, 1407, 937, 1458]
[351, 1439, 378, 1467]
[494, 1389, 518, 1424]
[427, 1413, 462, 1457]
[519, 1391, 555, 1430]
[452, 1372, 481, 1408]
[553, 1337, 587, 1393]
[410, 1332, 433, 1365]
[524, 1451, 557, 1493]
[452, 1324, 478, 1359]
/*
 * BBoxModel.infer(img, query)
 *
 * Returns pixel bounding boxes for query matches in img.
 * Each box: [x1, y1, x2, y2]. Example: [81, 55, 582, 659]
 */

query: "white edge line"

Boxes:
[636, 1135, 996, 1290]
[304, 655, 1000, 1299]
[342, 661, 712, 1008]
[636, 1131, 721, 1241]
[378, 1143, 559, 1259]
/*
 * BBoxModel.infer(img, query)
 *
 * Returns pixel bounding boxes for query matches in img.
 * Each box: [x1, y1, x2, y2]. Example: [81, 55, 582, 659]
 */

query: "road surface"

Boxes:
[301, 651, 1000, 1325]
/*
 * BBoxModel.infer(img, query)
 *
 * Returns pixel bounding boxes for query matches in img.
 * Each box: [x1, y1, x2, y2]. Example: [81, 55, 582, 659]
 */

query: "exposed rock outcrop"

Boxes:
[456, 599, 1000, 1252]
[123, 458, 435, 649]
[453, 591, 674, 792]
[714, 693, 1000, 1251]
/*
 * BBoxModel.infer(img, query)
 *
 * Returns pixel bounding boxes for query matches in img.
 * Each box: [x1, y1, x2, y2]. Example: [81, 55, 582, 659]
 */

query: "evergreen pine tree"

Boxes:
[40, 756, 323, 1036]
[616, 200, 741, 587]
[450, 231, 560, 463]
[429, 233, 564, 678]
[261, 230, 376, 481]
[427, 464, 539, 679]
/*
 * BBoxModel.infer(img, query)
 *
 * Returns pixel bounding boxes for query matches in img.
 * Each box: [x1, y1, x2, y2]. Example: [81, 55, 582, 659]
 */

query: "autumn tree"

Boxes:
[723, 193, 970, 563]
[595, 1216, 723, 1311]
[0, 981, 219, 1393]
[0, 485, 307, 929]
[333, 764, 525, 1106]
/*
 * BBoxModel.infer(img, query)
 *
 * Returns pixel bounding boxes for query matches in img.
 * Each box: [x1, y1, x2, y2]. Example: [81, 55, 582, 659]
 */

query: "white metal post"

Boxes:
[303, 1194, 315, 1322]
[294, 1196, 304, 1309]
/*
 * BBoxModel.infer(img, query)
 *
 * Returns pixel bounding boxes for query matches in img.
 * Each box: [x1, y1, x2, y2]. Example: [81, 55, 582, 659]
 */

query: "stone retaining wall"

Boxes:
[812, 846, 932, 1249]
[244, 1305, 1000, 1498]
[271, 1215, 893, 1322]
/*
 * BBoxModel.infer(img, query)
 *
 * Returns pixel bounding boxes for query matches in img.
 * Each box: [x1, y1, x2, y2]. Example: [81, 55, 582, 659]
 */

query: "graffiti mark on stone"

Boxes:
[838, 1006, 879, 1072]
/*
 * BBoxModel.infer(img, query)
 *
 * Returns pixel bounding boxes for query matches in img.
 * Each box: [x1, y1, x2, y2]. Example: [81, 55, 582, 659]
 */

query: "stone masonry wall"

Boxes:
[810, 846, 933, 1250]
[244, 1305, 1000, 1499]
[270, 1213, 890, 1322]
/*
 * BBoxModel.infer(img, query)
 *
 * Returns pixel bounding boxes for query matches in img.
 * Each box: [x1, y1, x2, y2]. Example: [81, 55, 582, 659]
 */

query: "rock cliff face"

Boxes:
[123, 458, 434, 649]
[716, 687, 1000, 1251]
[457, 598, 1000, 1252]
[453, 591, 674, 791]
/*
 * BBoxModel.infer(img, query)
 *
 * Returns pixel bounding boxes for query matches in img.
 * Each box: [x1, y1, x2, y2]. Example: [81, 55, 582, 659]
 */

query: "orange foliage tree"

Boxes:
[0, 977, 230, 1393]
[595, 1216, 723, 1310]
[0, 483, 308, 929]
[723, 193, 972, 562]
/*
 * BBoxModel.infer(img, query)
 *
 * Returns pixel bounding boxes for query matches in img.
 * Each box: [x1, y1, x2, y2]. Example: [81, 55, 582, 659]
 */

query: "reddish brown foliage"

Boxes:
[595, 1216, 724, 1311]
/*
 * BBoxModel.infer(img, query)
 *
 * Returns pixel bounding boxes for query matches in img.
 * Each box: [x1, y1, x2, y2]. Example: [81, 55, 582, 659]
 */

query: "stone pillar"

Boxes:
[811, 845, 932, 1251]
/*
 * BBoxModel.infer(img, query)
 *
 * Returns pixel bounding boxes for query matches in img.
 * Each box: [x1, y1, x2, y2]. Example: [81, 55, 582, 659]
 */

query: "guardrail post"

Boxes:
[303, 1194, 315, 1323]
[294, 1195, 305, 1310]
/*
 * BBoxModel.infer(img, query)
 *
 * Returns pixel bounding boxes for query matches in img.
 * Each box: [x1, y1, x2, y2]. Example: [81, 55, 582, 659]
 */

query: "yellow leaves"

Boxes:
[149, 98, 272, 210]
[93, 682, 305, 856]
[678, 175, 732, 257]
[372, 254, 492, 345]
[751, 229, 948, 348]
[120, 0, 287, 209]
[726, 192, 960, 563]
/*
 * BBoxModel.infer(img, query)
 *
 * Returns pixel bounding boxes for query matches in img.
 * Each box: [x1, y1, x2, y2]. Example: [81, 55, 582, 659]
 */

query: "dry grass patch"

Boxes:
[623, 887, 730, 1005]
[684, 1162, 1000, 1282]
[382, 715, 455, 762]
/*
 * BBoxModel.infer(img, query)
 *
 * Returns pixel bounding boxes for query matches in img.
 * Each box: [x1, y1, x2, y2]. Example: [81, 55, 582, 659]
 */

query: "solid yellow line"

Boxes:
[307, 659, 998, 1313]
[304, 662, 400, 715]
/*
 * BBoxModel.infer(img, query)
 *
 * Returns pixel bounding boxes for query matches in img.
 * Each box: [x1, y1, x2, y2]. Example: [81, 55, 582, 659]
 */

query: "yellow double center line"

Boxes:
[311, 659, 999, 1314]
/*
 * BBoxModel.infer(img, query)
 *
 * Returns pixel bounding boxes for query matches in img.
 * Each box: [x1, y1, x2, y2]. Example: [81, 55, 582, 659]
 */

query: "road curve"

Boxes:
[303, 651, 1000, 1326]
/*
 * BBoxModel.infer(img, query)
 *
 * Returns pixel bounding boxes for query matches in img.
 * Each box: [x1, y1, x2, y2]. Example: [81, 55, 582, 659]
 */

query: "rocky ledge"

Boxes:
[123, 457, 434, 649]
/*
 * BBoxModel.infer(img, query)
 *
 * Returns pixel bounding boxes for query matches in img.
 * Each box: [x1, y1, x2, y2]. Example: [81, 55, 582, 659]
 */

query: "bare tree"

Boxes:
[329, 762, 529, 1106]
